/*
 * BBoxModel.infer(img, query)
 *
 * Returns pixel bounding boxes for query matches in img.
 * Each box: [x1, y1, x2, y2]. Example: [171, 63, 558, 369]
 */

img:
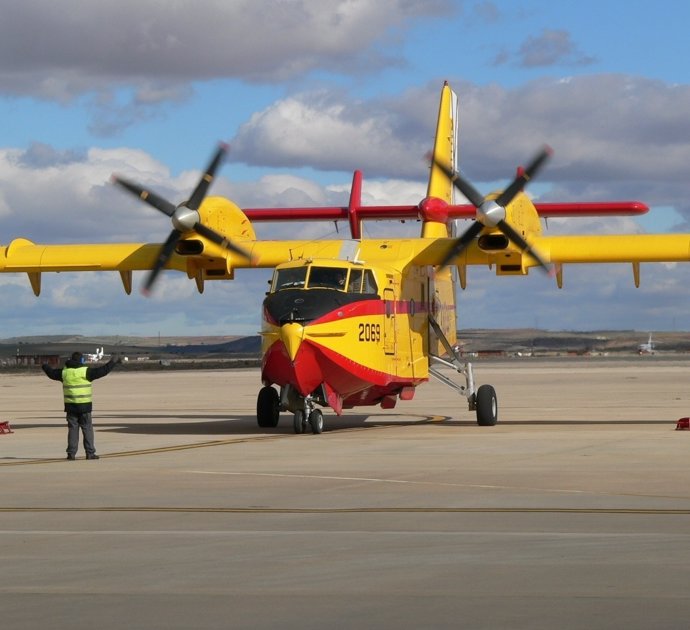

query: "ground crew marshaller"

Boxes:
[42, 351, 121, 460]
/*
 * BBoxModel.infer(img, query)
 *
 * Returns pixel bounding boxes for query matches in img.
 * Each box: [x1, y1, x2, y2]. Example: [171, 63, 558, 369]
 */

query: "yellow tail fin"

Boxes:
[426, 83, 459, 352]
[427, 81, 459, 204]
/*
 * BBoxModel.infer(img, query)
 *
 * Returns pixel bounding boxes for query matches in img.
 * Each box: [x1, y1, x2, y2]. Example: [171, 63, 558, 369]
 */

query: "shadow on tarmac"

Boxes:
[10, 413, 674, 437]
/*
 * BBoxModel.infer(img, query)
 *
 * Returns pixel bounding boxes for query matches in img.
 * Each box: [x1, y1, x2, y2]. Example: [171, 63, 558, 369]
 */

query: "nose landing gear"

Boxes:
[294, 396, 324, 434]
[256, 384, 327, 434]
[308, 408, 324, 434]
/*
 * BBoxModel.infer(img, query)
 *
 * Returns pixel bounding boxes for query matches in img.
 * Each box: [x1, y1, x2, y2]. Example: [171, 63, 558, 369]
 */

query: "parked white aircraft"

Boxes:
[638, 334, 655, 355]
[83, 347, 107, 363]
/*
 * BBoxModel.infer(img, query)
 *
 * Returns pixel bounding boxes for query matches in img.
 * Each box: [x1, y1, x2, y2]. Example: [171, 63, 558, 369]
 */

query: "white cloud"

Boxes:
[332, 178, 426, 206]
[513, 29, 596, 68]
[543, 215, 643, 236]
[457, 262, 690, 331]
[0, 1, 455, 136]
[239, 173, 330, 206]
[228, 76, 690, 227]
[0, 146, 176, 243]
[452, 75, 690, 191]
[230, 90, 429, 177]
[0, 0, 454, 98]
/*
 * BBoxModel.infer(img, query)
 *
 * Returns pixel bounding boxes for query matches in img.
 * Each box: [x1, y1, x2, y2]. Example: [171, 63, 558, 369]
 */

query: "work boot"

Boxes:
[66, 454, 76, 460]
[86, 454, 100, 460]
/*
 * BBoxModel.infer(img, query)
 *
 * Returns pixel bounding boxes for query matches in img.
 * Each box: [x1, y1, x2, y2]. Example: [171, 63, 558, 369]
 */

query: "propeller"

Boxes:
[112, 144, 251, 295]
[439, 146, 553, 272]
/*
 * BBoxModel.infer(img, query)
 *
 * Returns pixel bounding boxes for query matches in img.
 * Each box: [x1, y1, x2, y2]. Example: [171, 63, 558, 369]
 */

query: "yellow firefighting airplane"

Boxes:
[1, 82, 688, 433]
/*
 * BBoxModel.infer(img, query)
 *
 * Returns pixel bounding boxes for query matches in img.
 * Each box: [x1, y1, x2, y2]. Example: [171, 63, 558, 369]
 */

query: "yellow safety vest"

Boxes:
[62, 366, 93, 405]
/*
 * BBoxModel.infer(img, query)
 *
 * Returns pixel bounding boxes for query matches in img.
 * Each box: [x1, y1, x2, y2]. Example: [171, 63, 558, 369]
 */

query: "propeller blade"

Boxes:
[193, 222, 252, 260]
[112, 176, 177, 217]
[449, 171, 485, 209]
[141, 229, 182, 295]
[496, 219, 551, 273]
[186, 144, 228, 211]
[113, 143, 254, 295]
[439, 220, 484, 268]
[495, 145, 552, 208]
[433, 145, 552, 273]
[430, 158, 485, 208]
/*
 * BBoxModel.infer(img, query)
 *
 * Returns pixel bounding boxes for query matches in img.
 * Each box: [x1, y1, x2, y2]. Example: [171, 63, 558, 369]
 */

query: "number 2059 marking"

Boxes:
[358, 323, 381, 342]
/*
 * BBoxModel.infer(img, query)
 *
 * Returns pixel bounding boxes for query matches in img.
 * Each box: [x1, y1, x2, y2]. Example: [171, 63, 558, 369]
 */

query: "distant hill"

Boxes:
[162, 336, 261, 355]
[0, 334, 261, 360]
[2, 330, 690, 364]
[456, 329, 690, 355]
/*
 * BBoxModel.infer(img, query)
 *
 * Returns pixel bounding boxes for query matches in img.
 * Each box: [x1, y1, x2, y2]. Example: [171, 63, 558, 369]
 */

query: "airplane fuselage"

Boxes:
[260, 258, 455, 416]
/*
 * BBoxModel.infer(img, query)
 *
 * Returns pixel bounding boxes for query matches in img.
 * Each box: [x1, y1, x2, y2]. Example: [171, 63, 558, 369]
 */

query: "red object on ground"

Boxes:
[675, 418, 690, 430]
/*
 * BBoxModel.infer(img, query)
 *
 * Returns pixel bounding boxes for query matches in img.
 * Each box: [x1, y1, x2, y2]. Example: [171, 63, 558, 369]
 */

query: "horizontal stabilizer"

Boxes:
[243, 199, 648, 223]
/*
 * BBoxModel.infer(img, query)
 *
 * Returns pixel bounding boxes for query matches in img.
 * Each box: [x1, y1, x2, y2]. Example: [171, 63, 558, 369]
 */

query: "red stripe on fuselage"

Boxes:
[262, 336, 426, 412]
[261, 298, 428, 411]
[308, 297, 429, 325]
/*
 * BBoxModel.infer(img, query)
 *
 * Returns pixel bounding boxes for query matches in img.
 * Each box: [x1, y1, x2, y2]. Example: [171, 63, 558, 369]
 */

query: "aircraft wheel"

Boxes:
[475, 384, 498, 426]
[257, 386, 280, 428]
[309, 409, 324, 434]
[293, 410, 306, 434]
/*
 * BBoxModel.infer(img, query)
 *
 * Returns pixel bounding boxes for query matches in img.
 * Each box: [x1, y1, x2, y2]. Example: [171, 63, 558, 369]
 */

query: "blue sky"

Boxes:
[2, 0, 690, 338]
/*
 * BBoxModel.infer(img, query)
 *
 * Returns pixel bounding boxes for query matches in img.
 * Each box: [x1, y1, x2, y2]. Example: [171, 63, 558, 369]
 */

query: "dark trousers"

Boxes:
[66, 411, 96, 457]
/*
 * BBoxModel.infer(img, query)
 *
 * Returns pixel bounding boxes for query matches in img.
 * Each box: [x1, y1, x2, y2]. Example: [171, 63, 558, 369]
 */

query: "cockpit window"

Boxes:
[362, 269, 378, 294]
[274, 267, 307, 290]
[347, 269, 363, 293]
[309, 266, 347, 289]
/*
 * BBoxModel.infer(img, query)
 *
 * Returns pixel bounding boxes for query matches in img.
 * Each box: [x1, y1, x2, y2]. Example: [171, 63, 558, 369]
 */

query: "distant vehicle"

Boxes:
[638, 334, 655, 355]
[83, 347, 108, 363]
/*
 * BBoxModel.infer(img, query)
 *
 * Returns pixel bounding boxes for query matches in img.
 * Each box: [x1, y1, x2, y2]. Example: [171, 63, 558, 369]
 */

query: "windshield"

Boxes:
[274, 267, 307, 289]
[273, 265, 378, 294]
[308, 267, 347, 289]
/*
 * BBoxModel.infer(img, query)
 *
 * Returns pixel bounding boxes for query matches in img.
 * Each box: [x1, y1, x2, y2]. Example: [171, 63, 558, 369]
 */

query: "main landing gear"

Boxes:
[428, 315, 498, 427]
[256, 385, 325, 434]
[256, 386, 280, 428]
[429, 356, 498, 426]
[473, 384, 498, 427]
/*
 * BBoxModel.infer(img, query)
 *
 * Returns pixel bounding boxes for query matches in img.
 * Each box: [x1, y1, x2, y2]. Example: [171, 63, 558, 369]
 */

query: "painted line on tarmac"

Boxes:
[187, 470, 602, 494]
[185, 470, 690, 501]
[1, 506, 690, 515]
[189, 471, 424, 484]
[2, 530, 690, 538]
[0, 435, 286, 466]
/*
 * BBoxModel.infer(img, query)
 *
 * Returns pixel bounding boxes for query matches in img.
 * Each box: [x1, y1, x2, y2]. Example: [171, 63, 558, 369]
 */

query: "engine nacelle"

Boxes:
[195, 196, 256, 244]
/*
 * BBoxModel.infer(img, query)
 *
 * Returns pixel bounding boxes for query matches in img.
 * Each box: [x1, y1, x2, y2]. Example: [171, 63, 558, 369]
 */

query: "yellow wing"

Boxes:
[0, 235, 325, 296]
[540, 234, 690, 263]
[3, 80, 690, 297]
[431, 182, 690, 280]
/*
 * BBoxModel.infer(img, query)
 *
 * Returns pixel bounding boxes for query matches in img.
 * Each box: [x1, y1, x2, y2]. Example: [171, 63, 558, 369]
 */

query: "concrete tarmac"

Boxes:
[1, 358, 689, 629]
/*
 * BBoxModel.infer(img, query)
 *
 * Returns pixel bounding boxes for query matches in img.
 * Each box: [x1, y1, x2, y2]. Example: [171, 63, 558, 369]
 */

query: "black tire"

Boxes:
[257, 386, 280, 428]
[475, 384, 498, 426]
[309, 409, 324, 434]
[293, 410, 306, 434]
